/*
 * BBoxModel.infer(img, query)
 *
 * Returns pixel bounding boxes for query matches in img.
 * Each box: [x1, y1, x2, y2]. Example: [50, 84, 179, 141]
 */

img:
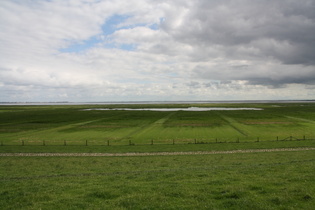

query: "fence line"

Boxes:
[0, 136, 314, 147]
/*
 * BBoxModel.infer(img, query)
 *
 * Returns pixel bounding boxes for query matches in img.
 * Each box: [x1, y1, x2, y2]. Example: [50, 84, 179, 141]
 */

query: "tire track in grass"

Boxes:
[9, 119, 108, 142]
[120, 112, 176, 141]
[284, 116, 315, 124]
[214, 112, 248, 136]
[10, 112, 131, 142]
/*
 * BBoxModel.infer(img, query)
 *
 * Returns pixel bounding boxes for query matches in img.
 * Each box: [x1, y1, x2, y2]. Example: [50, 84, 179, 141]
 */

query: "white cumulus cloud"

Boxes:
[0, 0, 315, 102]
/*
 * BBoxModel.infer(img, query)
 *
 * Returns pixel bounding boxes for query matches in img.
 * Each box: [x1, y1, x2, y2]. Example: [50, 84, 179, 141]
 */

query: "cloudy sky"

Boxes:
[1, 0, 315, 102]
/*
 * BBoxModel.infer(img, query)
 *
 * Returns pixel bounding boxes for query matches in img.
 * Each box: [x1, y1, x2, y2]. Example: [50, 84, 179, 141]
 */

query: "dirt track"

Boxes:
[0, 147, 314, 157]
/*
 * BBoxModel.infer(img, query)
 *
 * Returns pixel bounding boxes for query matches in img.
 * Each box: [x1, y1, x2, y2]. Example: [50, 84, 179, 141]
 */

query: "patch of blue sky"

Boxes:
[59, 14, 159, 53]
[149, 23, 159, 30]
[103, 43, 137, 51]
[59, 36, 101, 53]
[59, 15, 130, 53]
[120, 43, 137, 51]
[102, 14, 131, 35]
[103, 14, 160, 33]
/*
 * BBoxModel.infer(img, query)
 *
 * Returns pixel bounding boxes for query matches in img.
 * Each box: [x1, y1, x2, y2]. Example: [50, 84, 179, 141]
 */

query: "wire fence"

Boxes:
[1, 136, 314, 147]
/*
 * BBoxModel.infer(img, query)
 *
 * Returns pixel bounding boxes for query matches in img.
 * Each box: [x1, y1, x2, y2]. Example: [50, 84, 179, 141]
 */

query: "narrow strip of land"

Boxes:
[0, 147, 314, 157]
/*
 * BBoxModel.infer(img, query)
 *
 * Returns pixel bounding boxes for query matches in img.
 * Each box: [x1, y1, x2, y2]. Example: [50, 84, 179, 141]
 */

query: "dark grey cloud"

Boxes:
[161, 0, 315, 65]
[155, 0, 315, 89]
[192, 61, 315, 88]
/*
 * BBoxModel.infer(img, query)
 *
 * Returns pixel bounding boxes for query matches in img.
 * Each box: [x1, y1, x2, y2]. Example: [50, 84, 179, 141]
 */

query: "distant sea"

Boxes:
[1, 100, 314, 105]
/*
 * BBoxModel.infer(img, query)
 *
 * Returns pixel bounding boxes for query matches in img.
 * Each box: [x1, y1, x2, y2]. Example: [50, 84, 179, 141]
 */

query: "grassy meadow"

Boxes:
[1, 103, 315, 146]
[1, 150, 314, 209]
[1, 102, 315, 209]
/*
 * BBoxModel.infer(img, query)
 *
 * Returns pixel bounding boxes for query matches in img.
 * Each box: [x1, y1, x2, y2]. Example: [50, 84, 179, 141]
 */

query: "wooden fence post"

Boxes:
[151, 140, 153, 145]
[107, 140, 110, 146]
[64, 140, 66, 146]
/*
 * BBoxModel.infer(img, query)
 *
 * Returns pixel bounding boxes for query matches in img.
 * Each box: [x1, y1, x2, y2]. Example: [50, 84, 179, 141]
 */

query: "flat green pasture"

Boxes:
[1, 103, 315, 146]
[1, 103, 315, 209]
[1, 150, 314, 209]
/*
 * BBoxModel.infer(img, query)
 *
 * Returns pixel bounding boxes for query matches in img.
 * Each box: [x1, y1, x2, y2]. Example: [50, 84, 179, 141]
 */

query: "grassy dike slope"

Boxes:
[0, 150, 314, 209]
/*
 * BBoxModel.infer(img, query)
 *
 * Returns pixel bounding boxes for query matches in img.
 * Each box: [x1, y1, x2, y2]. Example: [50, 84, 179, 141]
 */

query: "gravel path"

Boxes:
[0, 147, 314, 157]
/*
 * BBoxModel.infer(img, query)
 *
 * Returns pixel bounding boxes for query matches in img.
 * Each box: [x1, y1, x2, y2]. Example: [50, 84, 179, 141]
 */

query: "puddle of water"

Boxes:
[83, 107, 263, 111]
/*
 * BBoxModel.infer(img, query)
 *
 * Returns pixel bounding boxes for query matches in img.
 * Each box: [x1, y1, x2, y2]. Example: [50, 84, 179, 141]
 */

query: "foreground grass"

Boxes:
[1, 150, 314, 209]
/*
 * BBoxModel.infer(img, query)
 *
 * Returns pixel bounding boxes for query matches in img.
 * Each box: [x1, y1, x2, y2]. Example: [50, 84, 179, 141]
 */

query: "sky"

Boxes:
[1, 0, 315, 102]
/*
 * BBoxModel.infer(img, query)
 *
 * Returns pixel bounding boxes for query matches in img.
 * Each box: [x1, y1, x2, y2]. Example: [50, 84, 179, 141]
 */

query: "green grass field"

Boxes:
[1, 150, 314, 209]
[1, 103, 315, 146]
[0, 103, 315, 209]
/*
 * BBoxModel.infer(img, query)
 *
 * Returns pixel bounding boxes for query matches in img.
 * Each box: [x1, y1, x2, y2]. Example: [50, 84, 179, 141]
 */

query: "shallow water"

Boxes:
[83, 107, 263, 111]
